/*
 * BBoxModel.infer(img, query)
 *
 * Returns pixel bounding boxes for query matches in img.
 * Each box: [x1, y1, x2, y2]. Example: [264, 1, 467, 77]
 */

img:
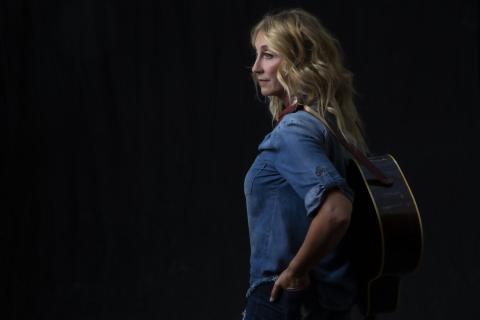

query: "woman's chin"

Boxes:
[259, 88, 271, 96]
[259, 87, 284, 98]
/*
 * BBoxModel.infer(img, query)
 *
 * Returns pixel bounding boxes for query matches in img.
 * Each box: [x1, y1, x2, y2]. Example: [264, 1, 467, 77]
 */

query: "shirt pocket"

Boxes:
[244, 162, 268, 195]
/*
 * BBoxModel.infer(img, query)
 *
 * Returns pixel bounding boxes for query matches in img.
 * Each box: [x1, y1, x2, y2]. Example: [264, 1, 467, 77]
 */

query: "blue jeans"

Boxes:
[242, 282, 352, 320]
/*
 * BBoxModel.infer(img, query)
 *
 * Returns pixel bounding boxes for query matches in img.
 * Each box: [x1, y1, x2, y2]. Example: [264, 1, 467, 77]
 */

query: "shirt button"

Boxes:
[315, 166, 326, 176]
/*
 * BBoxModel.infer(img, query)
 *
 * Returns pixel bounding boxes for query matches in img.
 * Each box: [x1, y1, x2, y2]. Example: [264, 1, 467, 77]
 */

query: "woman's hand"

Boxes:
[270, 267, 310, 302]
[269, 190, 352, 303]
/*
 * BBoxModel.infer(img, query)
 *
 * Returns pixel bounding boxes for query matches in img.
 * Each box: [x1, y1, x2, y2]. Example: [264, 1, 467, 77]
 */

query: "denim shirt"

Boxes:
[244, 110, 357, 310]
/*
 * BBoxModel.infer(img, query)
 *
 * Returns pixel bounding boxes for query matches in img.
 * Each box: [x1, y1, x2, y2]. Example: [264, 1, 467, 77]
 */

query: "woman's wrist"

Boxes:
[287, 260, 310, 278]
[279, 265, 310, 289]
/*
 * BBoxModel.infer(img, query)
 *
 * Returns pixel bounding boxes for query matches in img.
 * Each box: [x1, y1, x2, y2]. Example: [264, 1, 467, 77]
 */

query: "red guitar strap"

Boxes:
[303, 105, 393, 186]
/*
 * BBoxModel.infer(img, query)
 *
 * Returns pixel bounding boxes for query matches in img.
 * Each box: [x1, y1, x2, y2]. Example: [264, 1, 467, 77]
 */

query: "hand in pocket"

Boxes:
[281, 287, 309, 320]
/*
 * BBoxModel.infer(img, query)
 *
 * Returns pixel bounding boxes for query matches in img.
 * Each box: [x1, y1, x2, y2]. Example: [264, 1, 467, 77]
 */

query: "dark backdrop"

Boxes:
[2, 0, 479, 319]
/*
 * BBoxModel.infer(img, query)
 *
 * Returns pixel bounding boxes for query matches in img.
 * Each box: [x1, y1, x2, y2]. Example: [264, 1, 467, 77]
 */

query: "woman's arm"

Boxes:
[270, 188, 352, 301]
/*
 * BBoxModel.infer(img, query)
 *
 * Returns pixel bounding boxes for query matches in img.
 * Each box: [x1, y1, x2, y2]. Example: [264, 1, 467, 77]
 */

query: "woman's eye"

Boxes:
[262, 52, 274, 59]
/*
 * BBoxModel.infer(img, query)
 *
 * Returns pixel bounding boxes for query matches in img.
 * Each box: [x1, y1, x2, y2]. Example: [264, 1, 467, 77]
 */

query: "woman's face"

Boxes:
[252, 32, 285, 98]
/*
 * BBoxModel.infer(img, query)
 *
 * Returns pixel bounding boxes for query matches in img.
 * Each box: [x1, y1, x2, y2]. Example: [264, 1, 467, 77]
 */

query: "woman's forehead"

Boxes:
[254, 32, 269, 50]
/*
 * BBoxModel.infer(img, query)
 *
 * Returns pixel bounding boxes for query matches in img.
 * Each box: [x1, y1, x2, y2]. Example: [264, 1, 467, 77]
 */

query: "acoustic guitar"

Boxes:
[345, 154, 424, 319]
[302, 105, 423, 318]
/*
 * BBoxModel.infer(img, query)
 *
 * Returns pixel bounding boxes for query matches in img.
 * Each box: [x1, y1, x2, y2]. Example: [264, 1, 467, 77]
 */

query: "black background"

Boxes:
[2, 0, 479, 319]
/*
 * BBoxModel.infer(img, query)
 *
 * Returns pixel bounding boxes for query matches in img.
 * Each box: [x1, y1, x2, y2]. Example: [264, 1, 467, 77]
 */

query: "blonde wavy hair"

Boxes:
[251, 8, 369, 154]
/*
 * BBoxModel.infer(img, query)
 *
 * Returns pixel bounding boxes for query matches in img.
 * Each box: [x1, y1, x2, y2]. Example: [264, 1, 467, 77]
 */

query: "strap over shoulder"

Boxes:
[303, 105, 393, 186]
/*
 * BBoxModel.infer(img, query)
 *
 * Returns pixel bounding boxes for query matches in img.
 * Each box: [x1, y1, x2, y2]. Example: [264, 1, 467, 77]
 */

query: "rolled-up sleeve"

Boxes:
[272, 118, 354, 217]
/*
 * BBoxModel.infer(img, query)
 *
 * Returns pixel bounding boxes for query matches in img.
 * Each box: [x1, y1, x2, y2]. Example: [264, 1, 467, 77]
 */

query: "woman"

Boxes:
[243, 8, 369, 320]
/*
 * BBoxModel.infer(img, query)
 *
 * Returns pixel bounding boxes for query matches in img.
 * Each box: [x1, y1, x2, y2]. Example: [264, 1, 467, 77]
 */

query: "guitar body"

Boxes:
[345, 154, 423, 316]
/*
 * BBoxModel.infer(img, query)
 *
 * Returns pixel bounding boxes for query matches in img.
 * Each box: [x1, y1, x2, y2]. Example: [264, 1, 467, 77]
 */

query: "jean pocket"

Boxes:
[282, 288, 309, 320]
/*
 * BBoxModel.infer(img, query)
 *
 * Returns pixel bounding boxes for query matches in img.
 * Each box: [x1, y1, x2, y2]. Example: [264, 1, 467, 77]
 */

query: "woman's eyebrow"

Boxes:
[255, 45, 269, 53]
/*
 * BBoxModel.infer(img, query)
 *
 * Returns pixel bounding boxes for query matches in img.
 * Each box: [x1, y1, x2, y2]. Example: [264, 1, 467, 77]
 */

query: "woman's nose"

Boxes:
[251, 58, 262, 74]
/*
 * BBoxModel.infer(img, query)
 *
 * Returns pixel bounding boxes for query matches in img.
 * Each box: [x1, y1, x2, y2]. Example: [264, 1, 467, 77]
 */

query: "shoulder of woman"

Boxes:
[270, 111, 328, 149]
[275, 110, 328, 139]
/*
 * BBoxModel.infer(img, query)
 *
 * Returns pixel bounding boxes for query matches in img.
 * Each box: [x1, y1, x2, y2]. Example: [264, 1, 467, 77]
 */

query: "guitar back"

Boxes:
[345, 154, 423, 316]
